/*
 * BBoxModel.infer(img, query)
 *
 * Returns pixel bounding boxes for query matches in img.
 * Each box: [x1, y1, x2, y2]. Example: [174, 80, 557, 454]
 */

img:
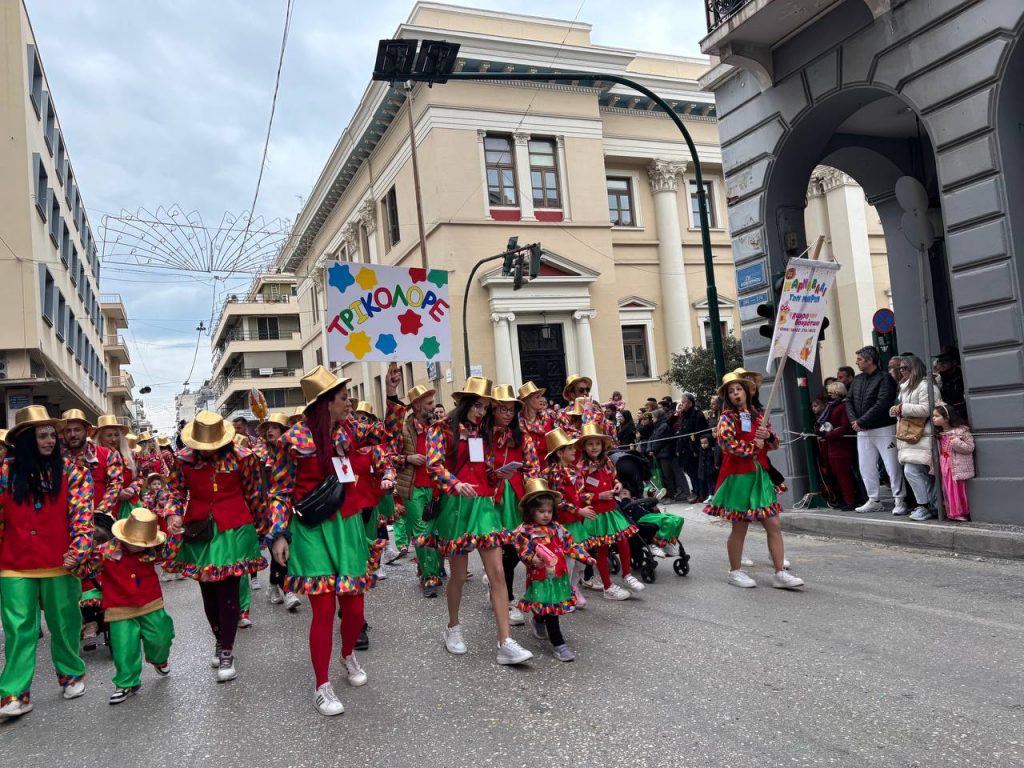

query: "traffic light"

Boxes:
[501, 237, 519, 276]
[512, 258, 525, 290]
[757, 271, 786, 339]
[528, 244, 543, 279]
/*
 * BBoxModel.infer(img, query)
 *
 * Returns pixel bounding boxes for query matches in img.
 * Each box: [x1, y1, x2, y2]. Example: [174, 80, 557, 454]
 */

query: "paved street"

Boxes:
[3, 505, 1022, 768]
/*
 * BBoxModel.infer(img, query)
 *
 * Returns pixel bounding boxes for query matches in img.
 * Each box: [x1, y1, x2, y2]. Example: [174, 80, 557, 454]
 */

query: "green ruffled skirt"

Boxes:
[517, 574, 575, 616]
[703, 466, 782, 522]
[427, 494, 504, 556]
[586, 507, 637, 548]
[286, 512, 382, 595]
[167, 523, 266, 581]
[561, 519, 591, 550]
[638, 512, 684, 545]
[496, 483, 522, 540]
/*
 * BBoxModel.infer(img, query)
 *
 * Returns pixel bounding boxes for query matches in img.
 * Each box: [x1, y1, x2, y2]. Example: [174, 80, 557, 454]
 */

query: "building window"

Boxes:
[67, 236, 77, 283]
[529, 138, 560, 208]
[67, 171, 76, 213]
[27, 46, 43, 117]
[56, 292, 67, 340]
[382, 186, 400, 250]
[256, 316, 280, 340]
[703, 319, 729, 349]
[484, 135, 517, 207]
[621, 324, 651, 379]
[39, 267, 55, 325]
[690, 180, 717, 228]
[607, 177, 635, 226]
[33, 154, 48, 221]
[55, 134, 66, 185]
[264, 390, 289, 408]
[75, 325, 83, 363]
[315, 348, 323, 366]
[42, 92, 55, 155]
[49, 194, 61, 248]
[77, 263, 85, 301]
[66, 310, 75, 351]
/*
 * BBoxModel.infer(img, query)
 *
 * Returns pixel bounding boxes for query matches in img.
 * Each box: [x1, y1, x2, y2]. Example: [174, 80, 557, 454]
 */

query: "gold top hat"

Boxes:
[181, 410, 235, 451]
[111, 507, 167, 549]
[544, 427, 579, 460]
[562, 374, 592, 402]
[518, 381, 546, 401]
[8, 405, 63, 440]
[61, 409, 93, 429]
[579, 422, 614, 448]
[718, 372, 756, 402]
[257, 412, 290, 435]
[300, 365, 352, 407]
[288, 405, 306, 425]
[405, 384, 436, 406]
[137, 430, 155, 443]
[232, 433, 250, 447]
[565, 397, 587, 418]
[0, 429, 8, 446]
[490, 385, 520, 405]
[126, 433, 139, 451]
[731, 367, 764, 391]
[156, 435, 172, 448]
[452, 376, 493, 402]
[518, 477, 562, 512]
[354, 401, 376, 418]
[91, 414, 129, 437]
[145, 472, 165, 485]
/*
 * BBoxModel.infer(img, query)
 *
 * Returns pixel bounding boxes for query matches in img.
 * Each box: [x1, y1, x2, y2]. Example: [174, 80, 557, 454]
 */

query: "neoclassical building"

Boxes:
[275, 3, 743, 407]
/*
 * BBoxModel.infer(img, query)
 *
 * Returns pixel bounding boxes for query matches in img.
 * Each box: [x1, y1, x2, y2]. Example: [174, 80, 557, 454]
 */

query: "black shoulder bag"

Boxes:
[294, 472, 346, 528]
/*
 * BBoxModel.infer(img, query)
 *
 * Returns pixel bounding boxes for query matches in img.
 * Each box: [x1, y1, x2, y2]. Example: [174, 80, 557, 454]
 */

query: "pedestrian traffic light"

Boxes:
[528, 244, 543, 279]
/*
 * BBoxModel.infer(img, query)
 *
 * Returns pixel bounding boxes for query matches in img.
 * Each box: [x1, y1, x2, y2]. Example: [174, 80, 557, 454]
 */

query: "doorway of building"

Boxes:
[517, 323, 567, 405]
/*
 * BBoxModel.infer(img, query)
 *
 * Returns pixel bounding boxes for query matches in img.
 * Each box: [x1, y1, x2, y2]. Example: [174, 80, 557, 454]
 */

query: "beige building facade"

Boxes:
[277, 3, 743, 411]
[0, 0, 124, 426]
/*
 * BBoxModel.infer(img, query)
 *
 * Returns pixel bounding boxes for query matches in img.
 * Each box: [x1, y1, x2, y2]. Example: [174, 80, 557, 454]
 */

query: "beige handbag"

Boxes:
[896, 416, 927, 444]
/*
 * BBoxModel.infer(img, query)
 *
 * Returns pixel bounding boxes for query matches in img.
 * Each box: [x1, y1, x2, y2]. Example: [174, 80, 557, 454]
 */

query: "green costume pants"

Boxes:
[0, 575, 85, 702]
[392, 513, 410, 549]
[110, 608, 175, 689]
[239, 576, 251, 614]
[406, 486, 440, 587]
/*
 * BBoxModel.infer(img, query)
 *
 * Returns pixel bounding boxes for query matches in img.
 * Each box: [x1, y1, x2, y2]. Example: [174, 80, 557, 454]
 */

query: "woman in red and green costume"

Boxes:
[485, 384, 540, 629]
[268, 364, 403, 717]
[164, 411, 266, 682]
[703, 372, 804, 590]
[425, 376, 533, 666]
[0, 406, 94, 720]
[518, 381, 556, 463]
[93, 415, 138, 520]
[352, 401, 400, 563]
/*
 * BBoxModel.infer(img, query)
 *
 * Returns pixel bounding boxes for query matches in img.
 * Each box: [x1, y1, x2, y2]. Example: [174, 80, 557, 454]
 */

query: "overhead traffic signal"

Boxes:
[757, 271, 787, 339]
[528, 244, 543, 279]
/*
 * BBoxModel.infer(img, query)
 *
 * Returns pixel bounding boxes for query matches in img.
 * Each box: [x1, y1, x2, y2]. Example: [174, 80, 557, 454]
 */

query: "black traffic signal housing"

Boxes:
[512, 258, 525, 290]
[501, 237, 519, 276]
[528, 244, 543, 279]
[757, 271, 787, 339]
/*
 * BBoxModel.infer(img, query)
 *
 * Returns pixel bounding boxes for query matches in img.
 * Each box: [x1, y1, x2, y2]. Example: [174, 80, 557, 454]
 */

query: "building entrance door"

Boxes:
[517, 324, 567, 406]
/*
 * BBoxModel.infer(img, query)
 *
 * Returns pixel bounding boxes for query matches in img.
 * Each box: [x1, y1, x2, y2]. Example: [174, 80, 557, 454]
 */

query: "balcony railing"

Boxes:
[109, 374, 135, 391]
[213, 367, 300, 396]
[706, 0, 750, 31]
[104, 334, 128, 348]
[99, 293, 123, 305]
[211, 329, 301, 369]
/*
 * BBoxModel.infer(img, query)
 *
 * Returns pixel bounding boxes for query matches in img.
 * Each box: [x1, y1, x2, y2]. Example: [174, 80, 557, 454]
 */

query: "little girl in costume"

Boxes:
[512, 478, 595, 662]
[89, 507, 181, 705]
[577, 424, 640, 597]
[932, 405, 975, 521]
[703, 373, 804, 590]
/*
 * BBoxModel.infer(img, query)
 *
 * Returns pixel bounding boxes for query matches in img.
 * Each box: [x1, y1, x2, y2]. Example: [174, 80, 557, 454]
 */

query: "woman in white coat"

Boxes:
[890, 354, 939, 520]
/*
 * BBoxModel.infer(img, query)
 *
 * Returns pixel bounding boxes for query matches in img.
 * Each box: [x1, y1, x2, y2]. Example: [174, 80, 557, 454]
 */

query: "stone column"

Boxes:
[512, 132, 536, 221]
[573, 310, 599, 400]
[358, 200, 379, 264]
[648, 159, 694, 388]
[490, 312, 516, 384]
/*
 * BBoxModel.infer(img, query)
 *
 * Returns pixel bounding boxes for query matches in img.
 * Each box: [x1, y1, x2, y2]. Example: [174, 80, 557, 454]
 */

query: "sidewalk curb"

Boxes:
[779, 511, 1024, 561]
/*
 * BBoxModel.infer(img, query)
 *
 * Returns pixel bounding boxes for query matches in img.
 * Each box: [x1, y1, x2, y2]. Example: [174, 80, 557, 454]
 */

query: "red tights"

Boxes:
[594, 537, 632, 588]
[308, 592, 364, 687]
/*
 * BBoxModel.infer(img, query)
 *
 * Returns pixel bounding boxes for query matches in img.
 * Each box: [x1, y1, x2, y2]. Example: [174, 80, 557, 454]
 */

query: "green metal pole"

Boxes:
[425, 70, 728, 380]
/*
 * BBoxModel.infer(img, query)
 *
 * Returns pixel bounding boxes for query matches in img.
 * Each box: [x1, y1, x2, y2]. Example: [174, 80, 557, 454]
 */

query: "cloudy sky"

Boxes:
[27, 0, 710, 432]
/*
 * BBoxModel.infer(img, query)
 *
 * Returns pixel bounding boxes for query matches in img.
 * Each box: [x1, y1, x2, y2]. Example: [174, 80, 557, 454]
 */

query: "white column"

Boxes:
[490, 312, 516, 384]
[554, 135, 571, 222]
[648, 159, 694, 390]
[512, 132, 536, 221]
[573, 310, 599, 401]
[358, 199, 379, 264]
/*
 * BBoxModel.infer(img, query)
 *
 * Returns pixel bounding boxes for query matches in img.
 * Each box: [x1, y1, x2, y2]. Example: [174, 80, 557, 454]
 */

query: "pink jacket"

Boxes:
[939, 428, 975, 481]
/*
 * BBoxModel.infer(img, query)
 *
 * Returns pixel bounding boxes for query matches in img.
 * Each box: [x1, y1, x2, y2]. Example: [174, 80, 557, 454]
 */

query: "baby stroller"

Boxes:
[80, 514, 115, 655]
[608, 497, 691, 582]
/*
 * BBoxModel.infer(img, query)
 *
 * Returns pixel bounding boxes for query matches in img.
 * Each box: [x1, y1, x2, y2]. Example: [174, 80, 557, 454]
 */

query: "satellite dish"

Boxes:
[901, 210, 935, 251]
[895, 176, 929, 214]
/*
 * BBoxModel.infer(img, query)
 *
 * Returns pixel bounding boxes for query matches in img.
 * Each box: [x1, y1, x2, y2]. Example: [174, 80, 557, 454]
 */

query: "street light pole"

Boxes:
[404, 82, 430, 270]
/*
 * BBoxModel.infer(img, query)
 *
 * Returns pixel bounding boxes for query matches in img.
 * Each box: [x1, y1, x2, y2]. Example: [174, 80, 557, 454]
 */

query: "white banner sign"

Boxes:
[766, 258, 840, 373]
[326, 262, 452, 363]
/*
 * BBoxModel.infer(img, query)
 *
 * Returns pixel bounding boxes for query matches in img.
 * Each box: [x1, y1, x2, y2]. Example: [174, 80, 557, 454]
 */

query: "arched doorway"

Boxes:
[997, 32, 1024, 311]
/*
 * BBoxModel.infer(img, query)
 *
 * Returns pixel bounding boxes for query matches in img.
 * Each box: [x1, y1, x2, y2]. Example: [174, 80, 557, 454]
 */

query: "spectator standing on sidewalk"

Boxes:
[890, 354, 939, 520]
[837, 366, 855, 391]
[647, 408, 677, 499]
[934, 347, 966, 420]
[816, 381, 859, 510]
[847, 346, 907, 515]
[674, 394, 709, 503]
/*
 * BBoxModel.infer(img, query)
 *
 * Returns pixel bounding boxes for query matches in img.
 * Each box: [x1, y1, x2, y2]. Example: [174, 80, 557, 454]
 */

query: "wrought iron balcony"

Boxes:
[706, 0, 749, 32]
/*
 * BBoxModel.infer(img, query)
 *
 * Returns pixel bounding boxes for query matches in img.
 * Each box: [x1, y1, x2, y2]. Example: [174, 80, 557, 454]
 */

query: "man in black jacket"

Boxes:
[846, 345, 907, 515]
[647, 408, 677, 499]
[674, 394, 709, 503]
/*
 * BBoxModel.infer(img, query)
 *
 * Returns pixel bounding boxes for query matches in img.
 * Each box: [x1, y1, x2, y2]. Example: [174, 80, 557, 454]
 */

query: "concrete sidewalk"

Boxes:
[777, 505, 1024, 560]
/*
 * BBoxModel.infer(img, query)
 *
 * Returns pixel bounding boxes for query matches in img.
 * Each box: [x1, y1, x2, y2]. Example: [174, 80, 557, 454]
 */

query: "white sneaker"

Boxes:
[573, 587, 587, 608]
[623, 574, 646, 592]
[856, 499, 885, 513]
[496, 637, 534, 665]
[783, 558, 792, 570]
[237, 615, 252, 628]
[654, 487, 668, 501]
[663, 543, 680, 557]
[314, 682, 344, 716]
[909, 506, 931, 521]
[216, 652, 237, 682]
[728, 570, 757, 588]
[376, 566, 387, 580]
[603, 584, 631, 601]
[343, 654, 367, 687]
[250, 578, 261, 591]
[892, 501, 910, 516]
[508, 602, 526, 626]
[482, 573, 490, 587]
[268, 585, 284, 605]
[0, 699, 32, 719]
[649, 545, 667, 558]
[62, 680, 86, 700]
[284, 592, 301, 611]
[210, 643, 222, 669]
[740, 557, 754, 567]
[580, 575, 602, 591]
[703, 495, 713, 504]
[383, 545, 399, 563]
[443, 624, 467, 655]
[772, 570, 805, 589]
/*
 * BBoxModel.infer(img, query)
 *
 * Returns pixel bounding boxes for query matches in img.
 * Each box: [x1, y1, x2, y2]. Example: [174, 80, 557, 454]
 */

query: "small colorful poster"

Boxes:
[325, 262, 452, 363]
[765, 257, 840, 373]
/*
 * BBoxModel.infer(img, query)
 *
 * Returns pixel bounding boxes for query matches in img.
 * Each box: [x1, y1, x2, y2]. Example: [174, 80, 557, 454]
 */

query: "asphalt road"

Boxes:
[2, 504, 1022, 768]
